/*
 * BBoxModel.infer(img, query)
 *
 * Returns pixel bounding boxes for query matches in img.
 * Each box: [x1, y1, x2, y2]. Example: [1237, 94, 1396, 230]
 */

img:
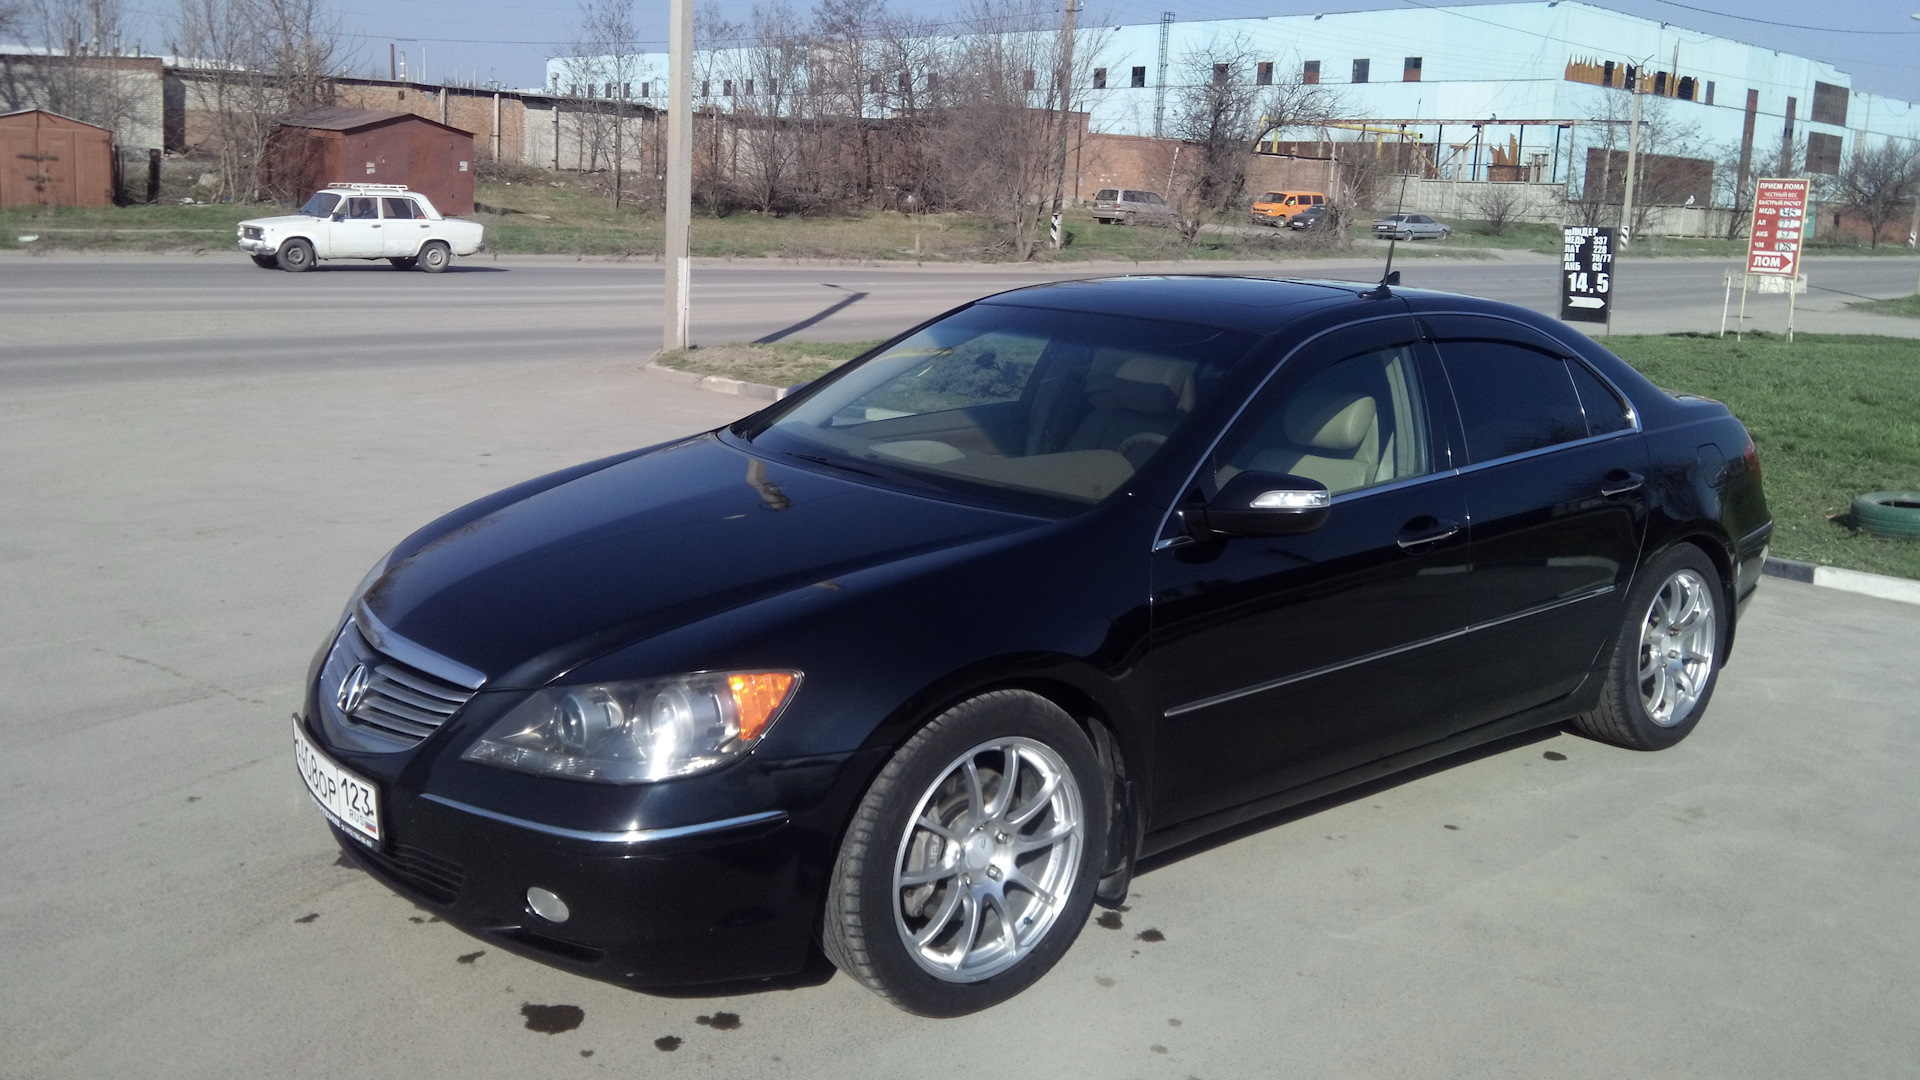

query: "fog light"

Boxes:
[526, 886, 570, 923]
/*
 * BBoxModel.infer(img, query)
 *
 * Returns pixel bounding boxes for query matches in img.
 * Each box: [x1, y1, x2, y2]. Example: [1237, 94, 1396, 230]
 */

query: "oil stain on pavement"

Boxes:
[521, 1004, 585, 1034]
[654, 1036, 684, 1052]
[696, 1012, 742, 1030]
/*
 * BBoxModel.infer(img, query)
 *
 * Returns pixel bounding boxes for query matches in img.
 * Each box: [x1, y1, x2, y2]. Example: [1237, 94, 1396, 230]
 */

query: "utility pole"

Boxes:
[1049, 0, 1078, 249]
[663, 0, 693, 352]
[1618, 66, 1645, 247]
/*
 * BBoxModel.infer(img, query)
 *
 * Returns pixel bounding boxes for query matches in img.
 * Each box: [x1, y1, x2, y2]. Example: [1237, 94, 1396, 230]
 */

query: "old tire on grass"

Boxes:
[417, 241, 451, 273]
[277, 238, 315, 273]
[822, 690, 1105, 1017]
[1852, 492, 1920, 540]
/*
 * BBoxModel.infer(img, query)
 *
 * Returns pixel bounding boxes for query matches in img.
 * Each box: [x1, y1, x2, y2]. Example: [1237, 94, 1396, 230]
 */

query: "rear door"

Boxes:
[1148, 314, 1474, 826]
[1421, 313, 1648, 727]
[381, 197, 427, 256]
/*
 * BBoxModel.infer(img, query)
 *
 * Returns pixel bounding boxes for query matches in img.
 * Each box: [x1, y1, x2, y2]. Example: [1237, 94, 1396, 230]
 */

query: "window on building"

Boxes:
[870, 74, 882, 94]
[1601, 60, 1614, 87]
[1811, 81, 1849, 126]
[569, 83, 580, 97]
[1703, 80, 1714, 105]
[1130, 65, 1147, 88]
[603, 82, 613, 98]
[1677, 76, 1694, 101]
[1256, 61, 1272, 85]
[639, 82, 649, 97]
[923, 73, 934, 93]
[1653, 71, 1667, 96]
[1093, 67, 1107, 89]
[1352, 59, 1369, 84]
[1022, 68, 1036, 91]
[720, 79, 731, 96]
[1303, 60, 1320, 84]
[1806, 131, 1843, 175]
[1403, 56, 1421, 82]
[1623, 65, 1637, 90]
[700, 80, 709, 97]
[622, 82, 631, 98]
[1212, 62, 1230, 86]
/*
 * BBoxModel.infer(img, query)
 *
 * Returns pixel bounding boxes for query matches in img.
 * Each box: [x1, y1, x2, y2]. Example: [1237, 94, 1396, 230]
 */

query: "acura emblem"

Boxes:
[337, 664, 371, 714]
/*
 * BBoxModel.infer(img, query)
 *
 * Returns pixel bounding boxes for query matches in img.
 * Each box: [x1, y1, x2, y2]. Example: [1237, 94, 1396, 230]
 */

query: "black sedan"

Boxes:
[296, 276, 1771, 1017]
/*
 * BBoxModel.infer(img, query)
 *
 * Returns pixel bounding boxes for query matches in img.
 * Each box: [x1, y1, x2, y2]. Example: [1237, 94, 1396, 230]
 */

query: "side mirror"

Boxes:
[330, 211, 345, 222]
[1190, 472, 1331, 538]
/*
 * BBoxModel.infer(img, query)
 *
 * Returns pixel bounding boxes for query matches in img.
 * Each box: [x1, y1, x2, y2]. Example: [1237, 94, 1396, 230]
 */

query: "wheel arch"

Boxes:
[1637, 525, 1741, 654]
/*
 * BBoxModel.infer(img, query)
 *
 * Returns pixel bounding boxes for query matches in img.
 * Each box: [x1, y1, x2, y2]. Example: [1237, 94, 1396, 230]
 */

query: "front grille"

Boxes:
[320, 620, 480, 747]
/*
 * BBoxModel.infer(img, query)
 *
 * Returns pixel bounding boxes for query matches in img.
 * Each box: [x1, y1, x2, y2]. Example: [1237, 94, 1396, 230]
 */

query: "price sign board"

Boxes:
[1560, 225, 1615, 324]
[1746, 178, 1811, 276]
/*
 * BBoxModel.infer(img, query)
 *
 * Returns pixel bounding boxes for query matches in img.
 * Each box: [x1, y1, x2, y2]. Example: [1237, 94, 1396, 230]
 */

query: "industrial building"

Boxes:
[554, 0, 1920, 223]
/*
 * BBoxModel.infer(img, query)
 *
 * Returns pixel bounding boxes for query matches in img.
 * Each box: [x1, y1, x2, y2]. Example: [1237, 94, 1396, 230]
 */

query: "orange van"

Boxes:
[1250, 190, 1326, 227]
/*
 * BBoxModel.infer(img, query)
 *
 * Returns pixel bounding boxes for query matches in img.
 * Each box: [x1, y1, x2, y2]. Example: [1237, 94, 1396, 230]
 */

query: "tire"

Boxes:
[1852, 492, 1920, 539]
[1123, 213, 1136, 227]
[823, 690, 1106, 1017]
[388, 256, 418, 270]
[417, 241, 451, 273]
[277, 238, 315, 273]
[1571, 544, 1728, 750]
[250, 254, 278, 269]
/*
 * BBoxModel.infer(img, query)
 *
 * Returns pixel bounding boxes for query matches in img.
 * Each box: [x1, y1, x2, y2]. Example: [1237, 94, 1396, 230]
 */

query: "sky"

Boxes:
[110, 0, 1920, 100]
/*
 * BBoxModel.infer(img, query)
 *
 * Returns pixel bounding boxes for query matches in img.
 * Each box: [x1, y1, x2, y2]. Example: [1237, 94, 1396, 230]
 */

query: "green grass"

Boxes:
[1606, 333, 1920, 580]
[1847, 294, 1920, 320]
[1, 202, 252, 251]
[654, 340, 880, 386]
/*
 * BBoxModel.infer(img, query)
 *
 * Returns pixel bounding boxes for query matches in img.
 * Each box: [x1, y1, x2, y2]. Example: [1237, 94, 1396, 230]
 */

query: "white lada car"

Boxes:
[237, 183, 486, 273]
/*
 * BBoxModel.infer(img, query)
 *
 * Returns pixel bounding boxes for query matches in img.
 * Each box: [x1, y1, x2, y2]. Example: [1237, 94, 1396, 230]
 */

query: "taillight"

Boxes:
[1742, 437, 1761, 481]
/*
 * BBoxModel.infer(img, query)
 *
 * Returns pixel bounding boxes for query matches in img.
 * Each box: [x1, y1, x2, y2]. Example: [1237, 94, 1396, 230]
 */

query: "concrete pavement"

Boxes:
[2, 256, 1918, 1078]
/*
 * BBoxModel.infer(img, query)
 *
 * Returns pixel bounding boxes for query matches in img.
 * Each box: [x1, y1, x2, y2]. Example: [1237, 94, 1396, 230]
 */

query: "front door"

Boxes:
[1148, 315, 1475, 827]
[1421, 314, 1648, 727]
[328, 195, 385, 257]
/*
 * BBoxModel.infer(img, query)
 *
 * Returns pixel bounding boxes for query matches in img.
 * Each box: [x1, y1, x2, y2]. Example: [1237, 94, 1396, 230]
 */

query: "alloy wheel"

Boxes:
[1637, 568, 1717, 727]
[891, 737, 1085, 983]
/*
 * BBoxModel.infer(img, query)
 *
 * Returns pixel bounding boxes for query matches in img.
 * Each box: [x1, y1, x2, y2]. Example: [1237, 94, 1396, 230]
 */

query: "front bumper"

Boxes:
[299, 699, 879, 987]
[238, 236, 275, 254]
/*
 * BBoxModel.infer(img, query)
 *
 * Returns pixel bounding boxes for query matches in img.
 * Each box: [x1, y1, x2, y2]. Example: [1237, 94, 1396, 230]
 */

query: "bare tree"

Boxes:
[1577, 93, 1710, 236]
[1827, 138, 1920, 249]
[559, 0, 649, 206]
[1166, 37, 1339, 243]
[1470, 180, 1522, 234]
[172, 0, 340, 202]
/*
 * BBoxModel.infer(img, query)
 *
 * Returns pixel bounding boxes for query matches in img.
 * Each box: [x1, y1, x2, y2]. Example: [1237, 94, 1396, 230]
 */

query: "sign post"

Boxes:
[1743, 177, 1811, 342]
[1561, 225, 1615, 331]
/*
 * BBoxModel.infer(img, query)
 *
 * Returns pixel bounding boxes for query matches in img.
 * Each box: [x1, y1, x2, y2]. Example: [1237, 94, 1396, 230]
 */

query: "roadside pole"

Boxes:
[663, 0, 693, 352]
[1618, 75, 1644, 247]
[1048, 0, 1079, 250]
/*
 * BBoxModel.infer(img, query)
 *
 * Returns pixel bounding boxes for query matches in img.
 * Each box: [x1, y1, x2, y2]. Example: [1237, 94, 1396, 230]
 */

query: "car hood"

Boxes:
[240, 214, 323, 229]
[361, 434, 1042, 686]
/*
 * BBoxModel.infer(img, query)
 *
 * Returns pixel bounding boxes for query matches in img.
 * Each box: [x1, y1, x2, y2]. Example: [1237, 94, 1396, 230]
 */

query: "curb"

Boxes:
[1762, 556, 1920, 607]
[642, 360, 785, 402]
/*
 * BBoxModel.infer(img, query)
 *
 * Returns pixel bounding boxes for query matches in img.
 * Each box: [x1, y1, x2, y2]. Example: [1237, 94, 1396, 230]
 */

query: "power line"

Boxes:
[1640, 0, 1920, 36]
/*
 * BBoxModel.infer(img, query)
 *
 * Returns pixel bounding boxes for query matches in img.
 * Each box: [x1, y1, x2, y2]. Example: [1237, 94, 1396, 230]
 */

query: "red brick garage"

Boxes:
[0, 110, 114, 207]
[264, 107, 475, 215]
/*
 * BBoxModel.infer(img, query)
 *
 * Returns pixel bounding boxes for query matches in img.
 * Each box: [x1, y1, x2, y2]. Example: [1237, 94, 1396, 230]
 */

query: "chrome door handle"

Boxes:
[1600, 470, 1644, 497]
[1397, 519, 1461, 550]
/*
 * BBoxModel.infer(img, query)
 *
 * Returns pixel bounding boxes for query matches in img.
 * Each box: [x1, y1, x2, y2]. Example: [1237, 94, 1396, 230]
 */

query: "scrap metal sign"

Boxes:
[1746, 178, 1811, 276]
[1560, 225, 1614, 324]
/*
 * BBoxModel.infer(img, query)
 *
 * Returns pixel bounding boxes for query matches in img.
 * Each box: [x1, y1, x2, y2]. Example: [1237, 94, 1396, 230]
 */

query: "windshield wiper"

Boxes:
[785, 452, 944, 492]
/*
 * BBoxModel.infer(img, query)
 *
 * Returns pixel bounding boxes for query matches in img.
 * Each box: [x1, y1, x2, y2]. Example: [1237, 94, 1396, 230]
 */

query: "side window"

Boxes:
[348, 197, 378, 219]
[382, 197, 416, 219]
[1095, 189, 1117, 201]
[1141, 192, 1166, 205]
[1215, 343, 1432, 497]
[1436, 341, 1589, 463]
[1566, 361, 1633, 435]
[1122, 191, 1141, 203]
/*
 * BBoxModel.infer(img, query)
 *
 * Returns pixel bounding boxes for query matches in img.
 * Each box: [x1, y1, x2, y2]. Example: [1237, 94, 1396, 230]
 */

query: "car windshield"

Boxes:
[301, 192, 341, 217]
[737, 304, 1258, 513]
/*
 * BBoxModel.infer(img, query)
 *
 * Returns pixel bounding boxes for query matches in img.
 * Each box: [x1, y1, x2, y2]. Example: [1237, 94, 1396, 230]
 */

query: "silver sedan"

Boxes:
[1373, 213, 1452, 241]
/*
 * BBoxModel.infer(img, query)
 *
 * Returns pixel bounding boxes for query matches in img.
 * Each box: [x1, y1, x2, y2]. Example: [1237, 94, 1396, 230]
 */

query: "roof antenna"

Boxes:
[1366, 123, 1413, 299]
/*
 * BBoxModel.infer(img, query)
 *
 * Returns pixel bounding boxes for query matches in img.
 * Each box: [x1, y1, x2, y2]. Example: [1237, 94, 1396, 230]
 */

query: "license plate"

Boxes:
[294, 719, 381, 846]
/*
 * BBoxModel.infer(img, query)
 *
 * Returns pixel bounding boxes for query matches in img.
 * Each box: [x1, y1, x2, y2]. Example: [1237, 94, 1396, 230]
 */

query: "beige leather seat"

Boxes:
[1064, 354, 1197, 466]
[1247, 390, 1380, 494]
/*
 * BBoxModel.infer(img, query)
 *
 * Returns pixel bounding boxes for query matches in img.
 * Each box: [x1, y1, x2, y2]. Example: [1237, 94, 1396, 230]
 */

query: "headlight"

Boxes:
[462, 671, 800, 783]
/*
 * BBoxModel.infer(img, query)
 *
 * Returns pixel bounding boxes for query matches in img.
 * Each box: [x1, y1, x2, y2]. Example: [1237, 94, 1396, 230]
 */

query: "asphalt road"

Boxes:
[2, 254, 1918, 1078]
[3, 249, 1918, 390]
